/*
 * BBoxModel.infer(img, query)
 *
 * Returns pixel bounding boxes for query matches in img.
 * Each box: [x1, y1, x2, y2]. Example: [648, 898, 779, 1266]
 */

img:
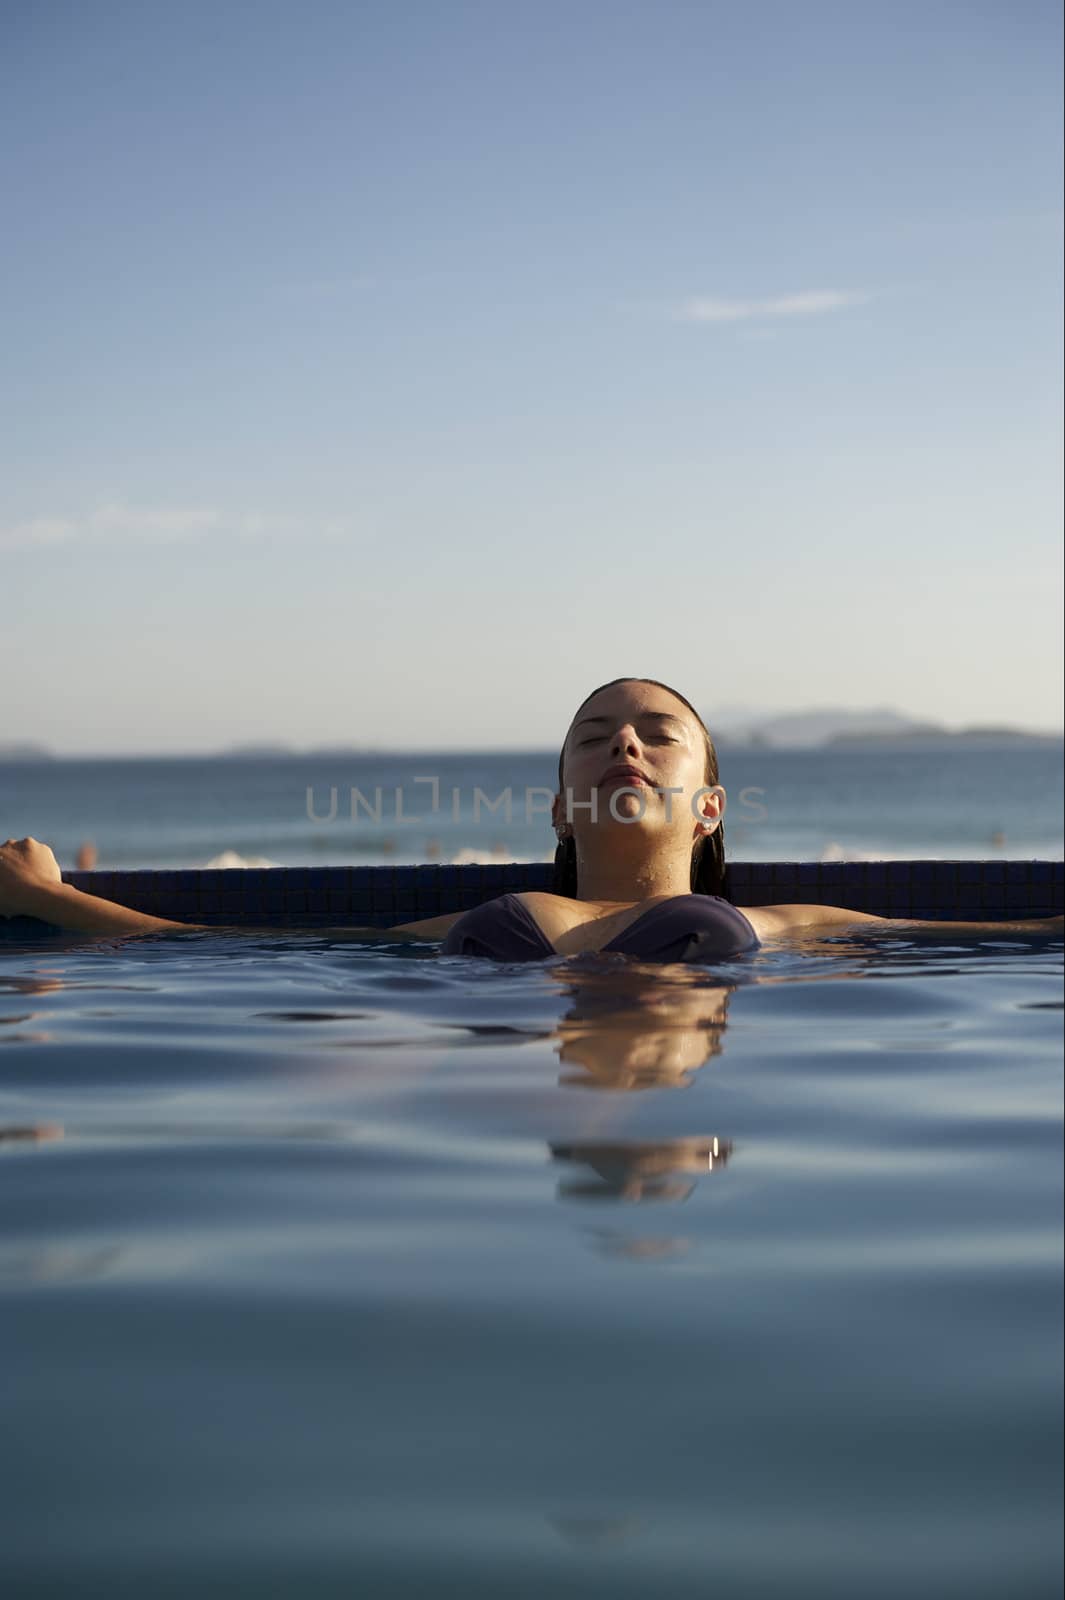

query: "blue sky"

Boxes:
[3, 0, 1062, 753]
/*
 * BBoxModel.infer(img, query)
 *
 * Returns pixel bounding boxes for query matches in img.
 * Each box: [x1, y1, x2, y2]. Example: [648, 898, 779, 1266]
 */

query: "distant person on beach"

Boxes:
[74, 841, 97, 870]
[2, 678, 1062, 954]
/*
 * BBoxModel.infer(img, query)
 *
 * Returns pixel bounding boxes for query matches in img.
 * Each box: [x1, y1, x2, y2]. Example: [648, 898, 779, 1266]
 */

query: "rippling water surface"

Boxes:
[2, 931, 1062, 1598]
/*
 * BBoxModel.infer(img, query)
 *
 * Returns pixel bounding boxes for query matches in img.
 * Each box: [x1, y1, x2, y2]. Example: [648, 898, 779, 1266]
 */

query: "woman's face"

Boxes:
[553, 680, 720, 840]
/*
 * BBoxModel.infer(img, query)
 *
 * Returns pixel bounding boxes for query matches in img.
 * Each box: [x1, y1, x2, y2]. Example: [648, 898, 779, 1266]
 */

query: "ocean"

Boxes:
[2, 743, 1062, 871]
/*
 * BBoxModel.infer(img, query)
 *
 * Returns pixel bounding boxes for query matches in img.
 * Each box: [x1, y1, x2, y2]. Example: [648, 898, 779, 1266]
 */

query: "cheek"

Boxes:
[685, 760, 714, 806]
[562, 747, 592, 780]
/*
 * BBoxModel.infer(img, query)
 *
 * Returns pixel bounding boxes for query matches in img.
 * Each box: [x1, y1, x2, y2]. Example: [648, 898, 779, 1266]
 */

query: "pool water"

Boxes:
[2, 930, 1062, 1598]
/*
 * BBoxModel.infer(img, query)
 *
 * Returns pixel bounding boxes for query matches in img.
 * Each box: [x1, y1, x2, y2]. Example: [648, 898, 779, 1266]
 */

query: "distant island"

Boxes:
[214, 743, 297, 760]
[711, 708, 1062, 750]
[215, 743, 385, 759]
[0, 743, 55, 762]
[827, 725, 1063, 749]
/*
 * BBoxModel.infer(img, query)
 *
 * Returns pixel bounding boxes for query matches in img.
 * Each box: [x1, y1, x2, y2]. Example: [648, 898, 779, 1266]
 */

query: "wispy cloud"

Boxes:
[678, 289, 870, 324]
[0, 503, 346, 552]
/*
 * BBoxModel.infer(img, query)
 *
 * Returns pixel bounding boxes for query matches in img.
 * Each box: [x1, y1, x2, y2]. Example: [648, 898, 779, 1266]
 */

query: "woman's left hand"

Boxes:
[0, 837, 63, 915]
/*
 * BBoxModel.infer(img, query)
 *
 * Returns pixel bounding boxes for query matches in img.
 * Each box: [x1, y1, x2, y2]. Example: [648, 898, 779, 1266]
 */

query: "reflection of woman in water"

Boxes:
[2, 677, 1062, 950]
[551, 1137, 732, 1202]
[550, 964, 733, 1089]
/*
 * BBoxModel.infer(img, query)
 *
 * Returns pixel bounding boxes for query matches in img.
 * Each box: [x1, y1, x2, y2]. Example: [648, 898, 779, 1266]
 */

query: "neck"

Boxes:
[573, 835, 695, 903]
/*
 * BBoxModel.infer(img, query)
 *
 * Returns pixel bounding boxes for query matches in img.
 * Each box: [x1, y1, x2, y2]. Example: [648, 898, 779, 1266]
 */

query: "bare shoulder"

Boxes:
[740, 903, 891, 939]
[391, 893, 563, 941]
[390, 894, 560, 940]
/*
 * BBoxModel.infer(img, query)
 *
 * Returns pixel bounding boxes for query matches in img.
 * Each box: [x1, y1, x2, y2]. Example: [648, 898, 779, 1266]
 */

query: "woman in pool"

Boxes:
[1, 677, 1062, 957]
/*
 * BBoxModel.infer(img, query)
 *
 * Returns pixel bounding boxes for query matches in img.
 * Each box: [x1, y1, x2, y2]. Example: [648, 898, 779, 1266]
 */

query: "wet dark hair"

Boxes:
[552, 676, 728, 900]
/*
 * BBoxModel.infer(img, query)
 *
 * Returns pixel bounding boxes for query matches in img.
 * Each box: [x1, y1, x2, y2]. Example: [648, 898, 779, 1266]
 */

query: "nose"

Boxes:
[609, 724, 643, 757]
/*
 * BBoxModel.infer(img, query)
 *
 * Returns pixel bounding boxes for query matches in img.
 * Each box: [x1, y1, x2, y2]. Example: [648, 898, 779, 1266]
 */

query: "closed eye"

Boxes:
[578, 734, 679, 746]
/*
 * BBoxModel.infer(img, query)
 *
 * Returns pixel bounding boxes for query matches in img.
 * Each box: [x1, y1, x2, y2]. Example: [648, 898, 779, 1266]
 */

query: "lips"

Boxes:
[599, 766, 652, 787]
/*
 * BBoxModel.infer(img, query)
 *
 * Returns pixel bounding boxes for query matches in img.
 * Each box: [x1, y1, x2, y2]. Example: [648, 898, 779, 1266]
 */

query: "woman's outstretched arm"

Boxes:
[746, 903, 1064, 940]
[0, 838, 465, 941]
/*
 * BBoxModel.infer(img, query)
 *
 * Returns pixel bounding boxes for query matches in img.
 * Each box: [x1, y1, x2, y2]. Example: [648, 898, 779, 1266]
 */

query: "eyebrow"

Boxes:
[574, 711, 687, 730]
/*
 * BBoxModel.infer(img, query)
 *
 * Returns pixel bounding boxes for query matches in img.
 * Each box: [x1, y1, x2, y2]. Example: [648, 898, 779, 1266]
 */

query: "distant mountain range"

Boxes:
[1, 709, 1062, 761]
[0, 742, 55, 761]
[708, 708, 1063, 750]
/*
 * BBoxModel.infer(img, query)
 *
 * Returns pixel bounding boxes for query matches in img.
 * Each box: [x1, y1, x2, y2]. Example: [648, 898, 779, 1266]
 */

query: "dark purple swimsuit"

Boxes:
[439, 893, 760, 963]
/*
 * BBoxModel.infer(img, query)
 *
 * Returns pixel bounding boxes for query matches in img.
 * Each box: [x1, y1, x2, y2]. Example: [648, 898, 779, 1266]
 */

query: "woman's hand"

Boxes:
[0, 837, 63, 916]
[1, 837, 200, 936]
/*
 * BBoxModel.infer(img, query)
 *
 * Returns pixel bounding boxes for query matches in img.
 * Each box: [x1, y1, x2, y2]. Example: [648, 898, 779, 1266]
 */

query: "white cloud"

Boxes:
[0, 502, 222, 551]
[0, 503, 348, 551]
[678, 289, 870, 324]
[91, 503, 224, 540]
